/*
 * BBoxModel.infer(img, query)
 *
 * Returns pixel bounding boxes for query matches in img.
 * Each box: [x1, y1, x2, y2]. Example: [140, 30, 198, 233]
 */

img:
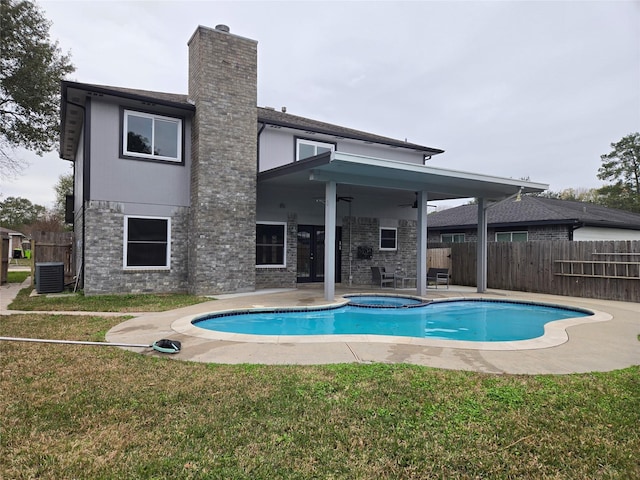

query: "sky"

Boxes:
[2, 0, 639, 210]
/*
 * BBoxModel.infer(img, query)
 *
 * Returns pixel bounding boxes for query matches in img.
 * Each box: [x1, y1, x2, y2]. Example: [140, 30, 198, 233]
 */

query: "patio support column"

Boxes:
[416, 191, 428, 296]
[324, 181, 337, 301]
[477, 198, 488, 293]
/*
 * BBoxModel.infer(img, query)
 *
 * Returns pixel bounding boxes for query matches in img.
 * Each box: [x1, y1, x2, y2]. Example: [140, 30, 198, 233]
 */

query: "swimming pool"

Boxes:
[345, 294, 427, 308]
[191, 299, 592, 342]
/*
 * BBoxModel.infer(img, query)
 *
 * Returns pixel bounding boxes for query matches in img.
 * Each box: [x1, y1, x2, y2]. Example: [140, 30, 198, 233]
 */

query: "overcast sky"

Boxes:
[2, 0, 639, 209]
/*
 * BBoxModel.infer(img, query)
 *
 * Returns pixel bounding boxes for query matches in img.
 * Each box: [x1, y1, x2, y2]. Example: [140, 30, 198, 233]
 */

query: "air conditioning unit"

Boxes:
[35, 262, 64, 294]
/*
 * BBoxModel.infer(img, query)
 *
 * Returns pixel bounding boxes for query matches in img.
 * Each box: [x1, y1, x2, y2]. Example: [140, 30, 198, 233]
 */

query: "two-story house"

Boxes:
[60, 24, 547, 299]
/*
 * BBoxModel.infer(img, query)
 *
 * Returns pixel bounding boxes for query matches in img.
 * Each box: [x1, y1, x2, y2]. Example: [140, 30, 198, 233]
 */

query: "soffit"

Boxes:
[258, 152, 548, 202]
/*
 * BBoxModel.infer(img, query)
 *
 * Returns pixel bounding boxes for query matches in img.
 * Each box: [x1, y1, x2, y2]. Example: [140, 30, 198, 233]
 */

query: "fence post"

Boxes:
[30, 239, 35, 288]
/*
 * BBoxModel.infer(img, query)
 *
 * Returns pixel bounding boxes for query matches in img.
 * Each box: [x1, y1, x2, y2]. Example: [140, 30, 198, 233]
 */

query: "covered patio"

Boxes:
[259, 151, 548, 300]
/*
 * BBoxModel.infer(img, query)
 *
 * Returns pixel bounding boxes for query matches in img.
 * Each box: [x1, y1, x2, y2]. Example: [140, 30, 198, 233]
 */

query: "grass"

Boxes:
[1, 314, 639, 479]
[8, 258, 32, 267]
[6, 270, 30, 284]
[8, 286, 211, 312]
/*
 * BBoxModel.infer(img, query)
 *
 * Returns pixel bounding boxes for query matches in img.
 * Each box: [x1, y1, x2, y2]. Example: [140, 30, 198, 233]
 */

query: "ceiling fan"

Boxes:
[314, 195, 354, 205]
[399, 193, 437, 209]
[399, 192, 419, 208]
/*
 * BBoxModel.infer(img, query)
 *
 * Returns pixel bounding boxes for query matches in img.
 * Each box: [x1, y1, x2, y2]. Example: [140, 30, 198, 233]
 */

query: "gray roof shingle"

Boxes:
[427, 196, 640, 230]
[62, 81, 443, 154]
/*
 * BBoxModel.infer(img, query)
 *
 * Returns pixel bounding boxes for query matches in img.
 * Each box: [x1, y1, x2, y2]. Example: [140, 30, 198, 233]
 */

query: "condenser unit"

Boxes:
[35, 262, 64, 294]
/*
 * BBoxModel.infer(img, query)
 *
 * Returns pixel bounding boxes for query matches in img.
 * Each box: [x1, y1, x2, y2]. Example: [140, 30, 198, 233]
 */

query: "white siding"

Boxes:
[573, 226, 640, 241]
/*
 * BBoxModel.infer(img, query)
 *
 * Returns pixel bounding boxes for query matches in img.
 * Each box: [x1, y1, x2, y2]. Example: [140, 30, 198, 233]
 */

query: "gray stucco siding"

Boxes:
[88, 101, 192, 207]
[337, 139, 425, 164]
[259, 127, 427, 172]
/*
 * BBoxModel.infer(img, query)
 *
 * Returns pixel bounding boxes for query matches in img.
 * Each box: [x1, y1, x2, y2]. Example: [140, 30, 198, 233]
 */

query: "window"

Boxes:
[122, 110, 182, 162]
[256, 222, 286, 267]
[441, 233, 465, 243]
[124, 216, 170, 269]
[380, 227, 397, 250]
[496, 231, 528, 242]
[296, 138, 335, 161]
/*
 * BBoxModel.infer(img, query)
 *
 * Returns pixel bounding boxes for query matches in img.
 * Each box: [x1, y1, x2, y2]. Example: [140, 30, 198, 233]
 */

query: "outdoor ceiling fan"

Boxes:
[314, 195, 354, 205]
[399, 192, 419, 208]
[398, 192, 437, 209]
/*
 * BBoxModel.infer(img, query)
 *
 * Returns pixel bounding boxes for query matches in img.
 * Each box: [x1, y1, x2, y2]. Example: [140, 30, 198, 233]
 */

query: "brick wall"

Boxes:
[83, 201, 189, 295]
[428, 225, 571, 244]
[256, 213, 298, 289]
[342, 217, 417, 286]
[188, 25, 258, 295]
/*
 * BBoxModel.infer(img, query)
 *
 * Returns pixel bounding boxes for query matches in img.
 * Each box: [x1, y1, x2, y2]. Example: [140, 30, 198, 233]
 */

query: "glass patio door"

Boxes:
[297, 225, 341, 283]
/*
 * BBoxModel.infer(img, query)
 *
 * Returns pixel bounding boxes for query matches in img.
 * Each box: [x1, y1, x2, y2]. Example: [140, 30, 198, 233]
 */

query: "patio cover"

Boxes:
[258, 151, 548, 300]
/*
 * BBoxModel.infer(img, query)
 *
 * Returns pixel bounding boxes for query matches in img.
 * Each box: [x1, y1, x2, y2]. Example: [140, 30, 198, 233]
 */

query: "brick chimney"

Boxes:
[187, 25, 258, 295]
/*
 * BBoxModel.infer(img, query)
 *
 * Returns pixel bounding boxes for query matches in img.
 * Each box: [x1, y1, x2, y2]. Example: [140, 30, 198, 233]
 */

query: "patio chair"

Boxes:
[427, 268, 449, 289]
[371, 266, 395, 288]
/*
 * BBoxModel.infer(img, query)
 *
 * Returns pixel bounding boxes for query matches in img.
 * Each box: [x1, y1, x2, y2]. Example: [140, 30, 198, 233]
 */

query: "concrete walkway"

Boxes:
[3, 278, 639, 374]
[107, 285, 639, 374]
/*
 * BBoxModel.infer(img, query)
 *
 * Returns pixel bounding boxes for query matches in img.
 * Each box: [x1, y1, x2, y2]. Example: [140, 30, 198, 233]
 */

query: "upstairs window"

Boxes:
[124, 216, 171, 269]
[496, 231, 528, 242]
[296, 138, 335, 161]
[256, 222, 286, 267]
[123, 109, 182, 162]
[380, 227, 397, 251]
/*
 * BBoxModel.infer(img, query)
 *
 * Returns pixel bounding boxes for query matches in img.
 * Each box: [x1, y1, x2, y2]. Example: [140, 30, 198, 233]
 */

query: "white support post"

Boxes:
[416, 191, 428, 296]
[477, 198, 488, 293]
[324, 181, 337, 301]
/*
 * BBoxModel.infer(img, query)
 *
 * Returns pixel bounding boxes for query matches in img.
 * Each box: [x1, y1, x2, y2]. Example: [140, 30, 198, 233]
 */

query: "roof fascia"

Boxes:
[61, 80, 195, 111]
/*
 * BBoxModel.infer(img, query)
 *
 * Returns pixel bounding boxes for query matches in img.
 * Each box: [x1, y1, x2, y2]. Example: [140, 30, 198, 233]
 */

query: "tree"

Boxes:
[53, 171, 73, 220]
[597, 133, 640, 213]
[537, 187, 601, 203]
[0, 0, 75, 179]
[0, 195, 46, 231]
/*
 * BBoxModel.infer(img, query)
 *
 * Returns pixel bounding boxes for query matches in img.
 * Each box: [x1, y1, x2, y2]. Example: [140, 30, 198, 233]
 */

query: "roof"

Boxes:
[259, 151, 547, 202]
[257, 107, 443, 154]
[60, 81, 443, 161]
[0, 227, 26, 236]
[427, 196, 640, 230]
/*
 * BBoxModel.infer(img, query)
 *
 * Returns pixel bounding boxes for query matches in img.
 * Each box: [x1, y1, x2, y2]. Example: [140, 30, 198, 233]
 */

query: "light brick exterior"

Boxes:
[255, 213, 298, 289]
[83, 201, 189, 295]
[427, 224, 572, 244]
[342, 217, 418, 286]
[187, 26, 258, 295]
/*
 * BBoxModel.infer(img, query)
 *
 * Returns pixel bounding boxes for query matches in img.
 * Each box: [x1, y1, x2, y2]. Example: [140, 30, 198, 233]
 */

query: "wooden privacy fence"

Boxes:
[30, 232, 74, 287]
[448, 240, 640, 303]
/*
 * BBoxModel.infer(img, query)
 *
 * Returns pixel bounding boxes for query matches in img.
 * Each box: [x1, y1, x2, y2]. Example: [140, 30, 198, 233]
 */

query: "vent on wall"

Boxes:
[35, 262, 64, 294]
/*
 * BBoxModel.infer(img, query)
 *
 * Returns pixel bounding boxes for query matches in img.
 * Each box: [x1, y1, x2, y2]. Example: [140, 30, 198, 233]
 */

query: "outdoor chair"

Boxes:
[371, 266, 395, 288]
[427, 268, 449, 289]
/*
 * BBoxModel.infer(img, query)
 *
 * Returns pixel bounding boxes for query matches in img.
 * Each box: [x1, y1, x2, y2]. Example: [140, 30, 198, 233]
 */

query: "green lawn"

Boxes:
[1, 314, 638, 479]
[8, 285, 211, 312]
[6, 270, 30, 284]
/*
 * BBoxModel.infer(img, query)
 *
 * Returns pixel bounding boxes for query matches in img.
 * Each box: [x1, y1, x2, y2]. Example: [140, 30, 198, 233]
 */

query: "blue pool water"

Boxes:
[193, 300, 591, 342]
[345, 295, 425, 307]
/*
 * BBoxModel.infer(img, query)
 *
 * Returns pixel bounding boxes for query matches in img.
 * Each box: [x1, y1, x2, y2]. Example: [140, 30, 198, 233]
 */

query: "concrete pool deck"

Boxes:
[104, 285, 640, 374]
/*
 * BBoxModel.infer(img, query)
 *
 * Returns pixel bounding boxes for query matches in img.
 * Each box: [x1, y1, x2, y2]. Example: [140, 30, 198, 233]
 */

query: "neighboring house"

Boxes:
[0, 227, 27, 259]
[59, 24, 547, 298]
[427, 196, 640, 243]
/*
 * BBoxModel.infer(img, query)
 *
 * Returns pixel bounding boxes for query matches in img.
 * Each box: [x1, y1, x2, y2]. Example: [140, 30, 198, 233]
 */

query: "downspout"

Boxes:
[256, 122, 266, 172]
[348, 200, 353, 286]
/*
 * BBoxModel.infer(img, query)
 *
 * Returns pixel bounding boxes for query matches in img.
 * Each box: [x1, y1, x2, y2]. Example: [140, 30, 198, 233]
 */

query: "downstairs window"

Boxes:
[124, 216, 171, 269]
